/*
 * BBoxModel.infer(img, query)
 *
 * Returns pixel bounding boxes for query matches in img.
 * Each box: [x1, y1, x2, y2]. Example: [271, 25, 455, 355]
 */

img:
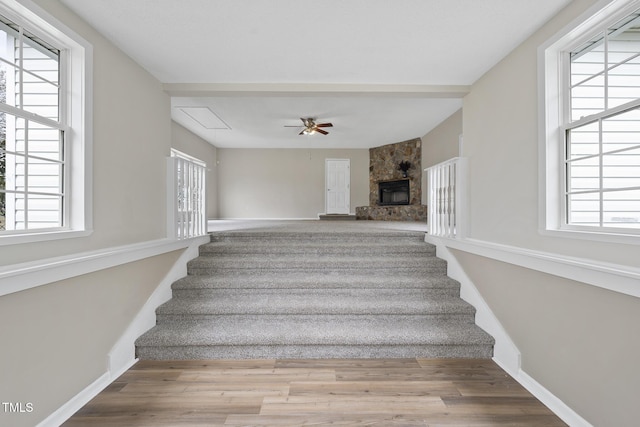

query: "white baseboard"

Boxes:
[36, 358, 138, 427]
[517, 369, 594, 427]
[36, 371, 110, 427]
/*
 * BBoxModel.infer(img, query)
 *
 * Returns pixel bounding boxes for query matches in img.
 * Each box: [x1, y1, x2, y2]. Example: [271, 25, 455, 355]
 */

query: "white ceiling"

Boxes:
[59, 0, 572, 149]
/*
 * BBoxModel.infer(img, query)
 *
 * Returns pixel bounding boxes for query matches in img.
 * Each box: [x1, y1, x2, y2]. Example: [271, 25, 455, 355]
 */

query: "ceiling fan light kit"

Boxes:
[286, 117, 333, 136]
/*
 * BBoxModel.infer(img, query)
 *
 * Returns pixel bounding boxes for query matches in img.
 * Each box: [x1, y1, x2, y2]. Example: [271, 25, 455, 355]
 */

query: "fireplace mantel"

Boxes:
[356, 138, 426, 221]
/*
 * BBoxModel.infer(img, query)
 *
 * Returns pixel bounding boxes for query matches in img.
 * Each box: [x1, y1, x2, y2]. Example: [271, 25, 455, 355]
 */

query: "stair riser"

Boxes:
[136, 344, 494, 360]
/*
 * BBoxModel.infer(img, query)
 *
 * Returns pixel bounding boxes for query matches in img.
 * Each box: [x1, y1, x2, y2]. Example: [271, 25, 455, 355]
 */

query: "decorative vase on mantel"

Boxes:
[398, 160, 411, 179]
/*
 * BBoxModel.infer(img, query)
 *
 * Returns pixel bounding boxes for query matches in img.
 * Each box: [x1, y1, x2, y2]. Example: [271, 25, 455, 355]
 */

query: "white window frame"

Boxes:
[0, 0, 92, 246]
[539, 0, 640, 245]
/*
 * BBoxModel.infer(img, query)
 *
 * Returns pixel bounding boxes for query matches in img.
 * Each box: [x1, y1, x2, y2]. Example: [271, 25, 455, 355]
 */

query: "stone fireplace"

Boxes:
[356, 138, 427, 221]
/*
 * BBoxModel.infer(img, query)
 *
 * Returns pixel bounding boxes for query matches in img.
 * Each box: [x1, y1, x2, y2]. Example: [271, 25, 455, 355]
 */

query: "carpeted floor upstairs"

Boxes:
[135, 222, 494, 359]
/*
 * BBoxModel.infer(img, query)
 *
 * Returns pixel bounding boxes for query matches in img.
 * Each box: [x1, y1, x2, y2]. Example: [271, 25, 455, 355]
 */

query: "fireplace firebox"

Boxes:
[378, 180, 410, 206]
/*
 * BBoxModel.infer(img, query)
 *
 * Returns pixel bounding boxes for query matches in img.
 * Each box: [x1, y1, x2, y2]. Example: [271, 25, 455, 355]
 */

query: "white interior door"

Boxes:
[326, 159, 350, 214]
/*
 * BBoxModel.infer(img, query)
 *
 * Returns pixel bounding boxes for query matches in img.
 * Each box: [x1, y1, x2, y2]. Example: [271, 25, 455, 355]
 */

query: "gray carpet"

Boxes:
[135, 220, 494, 359]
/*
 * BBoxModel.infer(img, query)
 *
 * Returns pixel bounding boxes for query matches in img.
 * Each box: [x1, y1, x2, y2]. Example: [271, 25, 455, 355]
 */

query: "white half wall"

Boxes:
[171, 121, 219, 219]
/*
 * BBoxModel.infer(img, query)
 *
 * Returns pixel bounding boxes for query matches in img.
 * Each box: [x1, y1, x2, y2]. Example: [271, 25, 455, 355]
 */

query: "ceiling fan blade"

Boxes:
[315, 128, 329, 135]
[299, 130, 306, 135]
[316, 123, 333, 127]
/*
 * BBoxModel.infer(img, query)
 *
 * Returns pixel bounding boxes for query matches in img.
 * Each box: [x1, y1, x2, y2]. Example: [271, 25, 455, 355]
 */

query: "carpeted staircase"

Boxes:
[135, 226, 494, 359]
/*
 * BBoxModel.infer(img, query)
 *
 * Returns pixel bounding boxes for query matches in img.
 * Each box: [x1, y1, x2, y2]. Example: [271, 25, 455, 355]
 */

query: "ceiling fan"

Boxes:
[285, 117, 333, 135]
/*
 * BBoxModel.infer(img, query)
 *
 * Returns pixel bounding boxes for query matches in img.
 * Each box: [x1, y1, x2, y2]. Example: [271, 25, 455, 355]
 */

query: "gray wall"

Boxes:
[421, 108, 462, 169]
[451, 250, 640, 427]
[421, 108, 463, 203]
[217, 148, 369, 218]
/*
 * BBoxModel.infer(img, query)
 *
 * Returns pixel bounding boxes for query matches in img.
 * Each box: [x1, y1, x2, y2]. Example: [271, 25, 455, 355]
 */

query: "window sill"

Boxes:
[0, 229, 93, 246]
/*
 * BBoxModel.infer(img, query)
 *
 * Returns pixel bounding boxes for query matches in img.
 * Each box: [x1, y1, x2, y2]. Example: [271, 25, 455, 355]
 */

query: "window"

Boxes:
[0, 14, 62, 232]
[567, 9, 640, 230]
[540, 0, 640, 242]
[0, 0, 91, 244]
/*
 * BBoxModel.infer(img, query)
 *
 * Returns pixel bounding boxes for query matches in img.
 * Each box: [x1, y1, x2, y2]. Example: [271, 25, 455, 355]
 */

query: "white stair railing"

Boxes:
[167, 154, 207, 239]
[425, 157, 465, 238]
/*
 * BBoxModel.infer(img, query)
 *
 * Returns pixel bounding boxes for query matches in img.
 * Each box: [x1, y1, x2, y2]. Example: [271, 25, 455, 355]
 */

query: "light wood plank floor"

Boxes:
[63, 359, 567, 426]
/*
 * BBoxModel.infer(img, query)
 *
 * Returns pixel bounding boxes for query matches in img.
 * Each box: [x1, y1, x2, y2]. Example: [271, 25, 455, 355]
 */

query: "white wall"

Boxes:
[0, 2, 186, 426]
[171, 122, 218, 219]
[449, 0, 640, 425]
[217, 148, 369, 219]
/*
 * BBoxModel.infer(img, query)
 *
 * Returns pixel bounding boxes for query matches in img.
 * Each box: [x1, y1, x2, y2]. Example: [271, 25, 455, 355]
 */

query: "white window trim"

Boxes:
[538, 0, 640, 245]
[0, 0, 93, 246]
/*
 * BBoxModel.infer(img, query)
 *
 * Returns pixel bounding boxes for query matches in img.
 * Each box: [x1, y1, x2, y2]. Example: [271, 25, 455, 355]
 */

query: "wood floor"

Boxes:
[63, 358, 567, 426]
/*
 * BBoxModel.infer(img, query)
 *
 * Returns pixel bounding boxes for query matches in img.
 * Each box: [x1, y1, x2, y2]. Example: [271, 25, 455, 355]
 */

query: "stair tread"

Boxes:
[136, 317, 494, 347]
[137, 225, 494, 360]
[200, 241, 434, 250]
[189, 254, 441, 262]
[210, 231, 426, 238]
[187, 256, 446, 271]
[201, 240, 433, 247]
[156, 294, 475, 315]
